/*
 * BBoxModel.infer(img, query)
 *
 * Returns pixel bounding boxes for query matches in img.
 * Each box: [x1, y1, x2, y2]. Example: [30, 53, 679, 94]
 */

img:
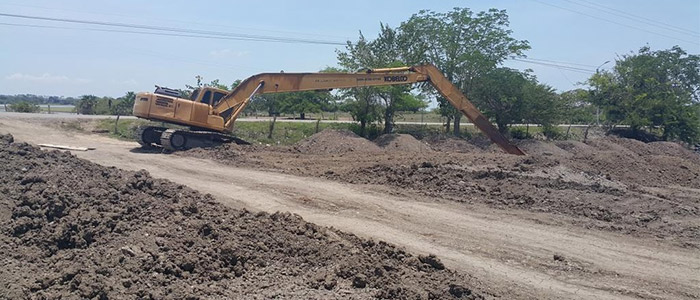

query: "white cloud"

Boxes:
[5, 73, 92, 84]
[209, 49, 249, 58]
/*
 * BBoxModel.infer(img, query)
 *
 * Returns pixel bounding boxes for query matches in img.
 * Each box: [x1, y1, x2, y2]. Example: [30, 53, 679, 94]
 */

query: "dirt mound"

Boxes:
[182, 143, 247, 161]
[423, 135, 482, 153]
[294, 129, 382, 154]
[0, 136, 482, 299]
[554, 141, 595, 156]
[564, 147, 700, 189]
[647, 141, 700, 164]
[584, 138, 637, 156]
[604, 137, 653, 156]
[374, 134, 433, 152]
[515, 140, 571, 157]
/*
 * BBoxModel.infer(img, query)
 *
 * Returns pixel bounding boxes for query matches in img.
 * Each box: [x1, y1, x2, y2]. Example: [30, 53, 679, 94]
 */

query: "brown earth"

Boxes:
[0, 135, 483, 299]
[294, 129, 382, 154]
[374, 134, 433, 153]
[2, 115, 699, 299]
[423, 135, 482, 153]
[180, 131, 700, 248]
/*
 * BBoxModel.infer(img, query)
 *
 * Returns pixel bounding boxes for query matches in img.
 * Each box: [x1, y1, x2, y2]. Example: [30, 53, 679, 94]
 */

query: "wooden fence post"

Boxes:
[267, 115, 277, 139]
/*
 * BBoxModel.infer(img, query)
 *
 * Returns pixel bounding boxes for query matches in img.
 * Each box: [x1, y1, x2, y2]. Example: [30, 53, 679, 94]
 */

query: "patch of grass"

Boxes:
[394, 112, 444, 123]
[95, 118, 163, 141]
[41, 106, 74, 113]
[233, 121, 354, 145]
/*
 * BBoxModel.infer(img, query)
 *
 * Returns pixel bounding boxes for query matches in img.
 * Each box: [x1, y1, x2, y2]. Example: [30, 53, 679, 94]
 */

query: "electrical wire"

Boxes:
[512, 58, 596, 74]
[0, 21, 325, 44]
[0, 2, 351, 40]
[521, 57, 598, 68]
[0, 12, 346, 45]
[569, 0, 699, 36]
[527, 0, 698, 45]
[1, 21, 602, 75]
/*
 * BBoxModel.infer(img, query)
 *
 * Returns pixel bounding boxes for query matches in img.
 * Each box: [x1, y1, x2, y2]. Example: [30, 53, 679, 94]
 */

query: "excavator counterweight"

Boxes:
[133, 64, 524, 155]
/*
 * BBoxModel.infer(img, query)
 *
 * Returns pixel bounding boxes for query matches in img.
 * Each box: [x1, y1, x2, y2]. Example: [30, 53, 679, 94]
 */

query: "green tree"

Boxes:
[398, 8, 530, 135]
[8, 101, 40, 113]
[76, 95, 98, 115]
[277, 91, 331, 119]
[339, 87, 382, 137]
[111, 91, 136, 116]
[589, 46, 700, 143]
[523, 80, 561, 128]
[470, 67, 527, 133]
[560, 89, 596, 124]
[338, 24, 419, 134]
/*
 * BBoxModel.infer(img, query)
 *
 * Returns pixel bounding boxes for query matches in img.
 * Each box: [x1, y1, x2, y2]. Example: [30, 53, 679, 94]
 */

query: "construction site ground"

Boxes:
[1, 114, 698, 299]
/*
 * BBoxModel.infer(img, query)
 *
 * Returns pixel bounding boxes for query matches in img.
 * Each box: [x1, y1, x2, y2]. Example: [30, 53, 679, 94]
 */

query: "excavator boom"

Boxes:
[133, 64, 524, 155]
[213, 64, 524, 155]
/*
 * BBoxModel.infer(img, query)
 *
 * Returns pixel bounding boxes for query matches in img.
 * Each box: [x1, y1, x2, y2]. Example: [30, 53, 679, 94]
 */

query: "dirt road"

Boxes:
[1, 116, 698, 299]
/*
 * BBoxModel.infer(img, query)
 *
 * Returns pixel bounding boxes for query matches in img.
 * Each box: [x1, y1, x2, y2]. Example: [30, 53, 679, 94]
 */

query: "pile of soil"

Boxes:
[565, 137, 700, 188]
[646, 141, 700, 164]
[374, 134, 433, 153]
[0, 134, 483, 299]
[177, 133, 700, 247]
[294, 129, 382, 154]
[554, 141, 595, 156]
[515, 140, 571, 157]
[183, 143, 246, 161]
[422, 135, 481, 153]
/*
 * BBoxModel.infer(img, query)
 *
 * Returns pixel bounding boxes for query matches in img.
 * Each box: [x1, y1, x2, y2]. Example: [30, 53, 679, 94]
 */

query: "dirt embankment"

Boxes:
[179, 131, 700, 248]
[0, 134, 483, 299]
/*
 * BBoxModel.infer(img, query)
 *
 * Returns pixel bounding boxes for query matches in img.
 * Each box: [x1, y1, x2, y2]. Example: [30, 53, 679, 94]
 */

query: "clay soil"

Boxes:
[0, 134, 483, 299]
[184, 129, 700, 248]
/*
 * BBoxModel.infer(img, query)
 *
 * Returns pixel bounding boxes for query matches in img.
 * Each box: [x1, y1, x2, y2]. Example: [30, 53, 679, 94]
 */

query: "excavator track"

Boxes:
[159, 128, 249, 151]
[135, 126, 167, 148]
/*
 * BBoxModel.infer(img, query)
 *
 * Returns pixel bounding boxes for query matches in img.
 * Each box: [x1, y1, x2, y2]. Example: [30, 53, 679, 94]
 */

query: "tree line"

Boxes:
[4, 7, 698, 143]
[195, 8, 699, 143]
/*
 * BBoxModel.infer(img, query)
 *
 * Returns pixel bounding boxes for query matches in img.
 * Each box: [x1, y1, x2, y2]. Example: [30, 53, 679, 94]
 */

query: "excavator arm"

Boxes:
[213, 64, 524, 155]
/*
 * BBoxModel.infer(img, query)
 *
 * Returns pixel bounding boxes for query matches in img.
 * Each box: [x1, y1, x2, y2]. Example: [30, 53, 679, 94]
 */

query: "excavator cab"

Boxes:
[190, 87, 228, 107]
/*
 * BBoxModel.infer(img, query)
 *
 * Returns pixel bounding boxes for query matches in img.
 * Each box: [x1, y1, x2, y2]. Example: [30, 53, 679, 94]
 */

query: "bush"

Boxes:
[542, 125, 564, 140]
[8, 101, 40, 113]
[510, 127, 533, 139]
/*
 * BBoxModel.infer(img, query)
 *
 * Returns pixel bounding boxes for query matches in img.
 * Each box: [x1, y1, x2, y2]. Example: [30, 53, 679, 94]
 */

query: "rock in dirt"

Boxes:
[0, 133, 13, 145]
[294, 129, 382, 154]
[374, 134, 433, 152]
[0, 134, 482, 299]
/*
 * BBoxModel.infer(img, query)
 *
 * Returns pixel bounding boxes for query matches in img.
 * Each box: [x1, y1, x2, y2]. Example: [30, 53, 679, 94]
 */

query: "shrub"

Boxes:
[542, 125, 564, 140]
[8, 101, 40, 113]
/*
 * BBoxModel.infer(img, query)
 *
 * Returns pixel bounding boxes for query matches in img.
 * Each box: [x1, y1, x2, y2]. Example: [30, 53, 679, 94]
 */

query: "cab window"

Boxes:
[189, 89, 200, 101]
[212, 91, 226, 106]
[201, 90, 212, 105]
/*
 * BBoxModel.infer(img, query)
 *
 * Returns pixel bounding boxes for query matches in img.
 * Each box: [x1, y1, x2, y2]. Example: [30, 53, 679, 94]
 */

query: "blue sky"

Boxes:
[1, 0, 698, 99]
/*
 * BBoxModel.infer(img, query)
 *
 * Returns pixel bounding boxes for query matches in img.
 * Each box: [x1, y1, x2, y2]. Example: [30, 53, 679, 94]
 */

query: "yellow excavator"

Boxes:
[132, 64, 524, 155]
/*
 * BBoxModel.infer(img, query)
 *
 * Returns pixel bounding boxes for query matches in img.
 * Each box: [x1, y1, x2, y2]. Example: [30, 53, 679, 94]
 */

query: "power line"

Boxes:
[0, 21, 326, 44]
[1, 22, 600, 75]
[512, 58, 596, 74]
[0, 2, 352, 40]
[523, 57, 598, 68]
[0, 12, 346, 45]
[571, 0, 700, 36]
[563, 0, 700, 38]
[527, 0, 698, 45]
